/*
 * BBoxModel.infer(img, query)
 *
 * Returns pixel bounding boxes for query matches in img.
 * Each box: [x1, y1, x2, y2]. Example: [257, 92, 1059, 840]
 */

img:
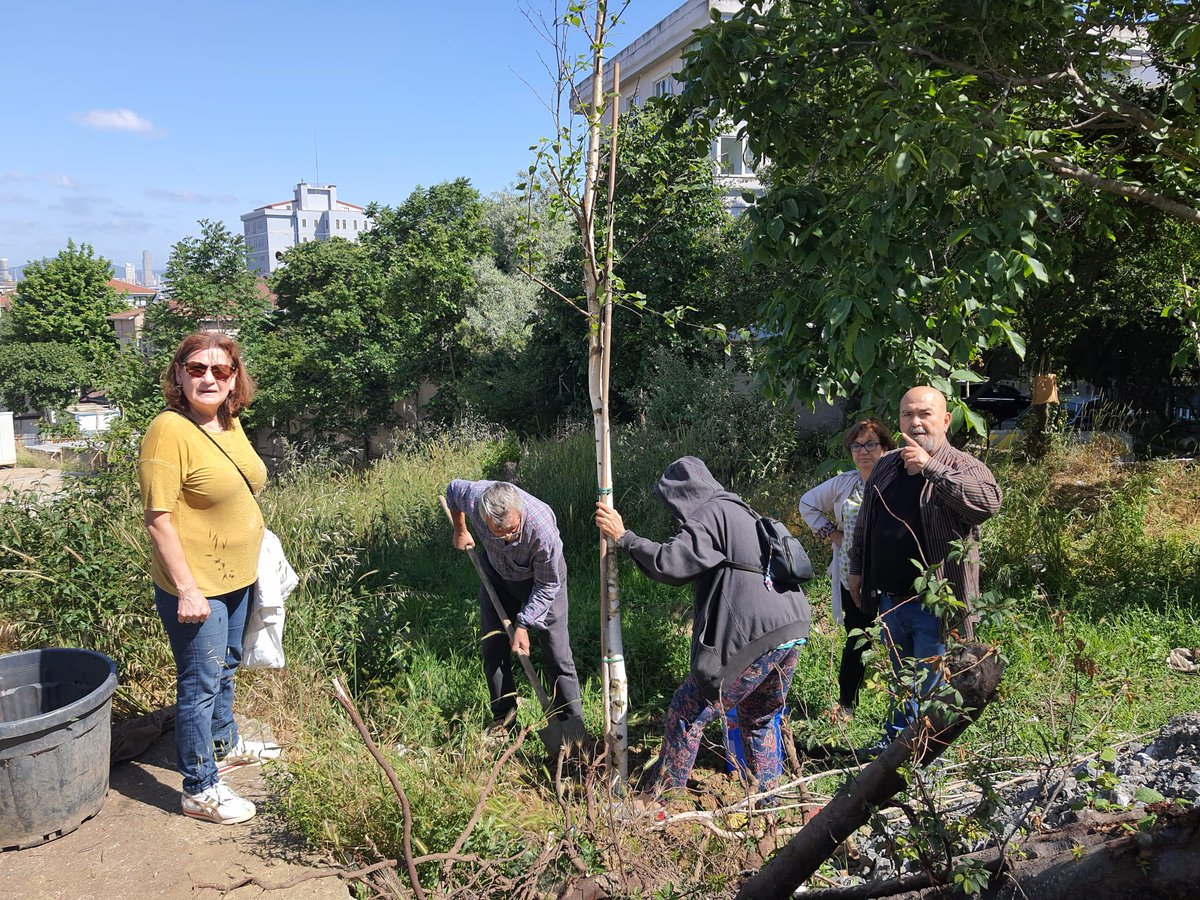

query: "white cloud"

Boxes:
[64, 217, 153, 236]
[72, 108, 160, 135]
[50, 194, 108, 215]
[145, 187, 237, 204]
[0, 172, 82, 189]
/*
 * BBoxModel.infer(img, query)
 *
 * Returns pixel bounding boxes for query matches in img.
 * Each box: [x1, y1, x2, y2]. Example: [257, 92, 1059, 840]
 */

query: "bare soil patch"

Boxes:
[3, 725, 348, 900]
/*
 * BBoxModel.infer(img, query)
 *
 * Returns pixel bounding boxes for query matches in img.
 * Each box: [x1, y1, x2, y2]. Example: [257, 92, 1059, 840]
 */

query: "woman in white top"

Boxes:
[799, 418, 895, 719]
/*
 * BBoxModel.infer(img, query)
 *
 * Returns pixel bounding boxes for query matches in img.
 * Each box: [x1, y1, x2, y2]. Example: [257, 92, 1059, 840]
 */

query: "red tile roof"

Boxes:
[107, 278, 156, 295]
[255, 277, 278, 308]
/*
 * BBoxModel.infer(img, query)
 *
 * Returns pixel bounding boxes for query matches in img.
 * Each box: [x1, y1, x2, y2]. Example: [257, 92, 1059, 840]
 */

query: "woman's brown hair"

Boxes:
[161, 331, 256, 430]
[842, 417, 896, 453]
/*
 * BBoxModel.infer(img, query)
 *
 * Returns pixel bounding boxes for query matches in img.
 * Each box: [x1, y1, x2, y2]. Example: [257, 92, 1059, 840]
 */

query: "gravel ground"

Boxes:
[840, 713, 1200, 883]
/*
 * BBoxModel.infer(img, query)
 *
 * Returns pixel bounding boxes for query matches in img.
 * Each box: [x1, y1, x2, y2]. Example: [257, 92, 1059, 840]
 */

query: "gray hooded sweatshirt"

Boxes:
[615, 456, 811, 702]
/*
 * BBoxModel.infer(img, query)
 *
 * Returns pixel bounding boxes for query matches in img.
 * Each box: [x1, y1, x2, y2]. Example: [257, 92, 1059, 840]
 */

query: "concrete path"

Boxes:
[0, 467, 65, 501]
[3, 728, 350, 900]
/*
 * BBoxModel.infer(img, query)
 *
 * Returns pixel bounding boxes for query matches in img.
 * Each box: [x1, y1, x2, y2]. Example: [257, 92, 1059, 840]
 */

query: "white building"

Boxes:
[240, 182, 373, 275]
[142, 250, 156, 288]
[578, 0, 761, 215]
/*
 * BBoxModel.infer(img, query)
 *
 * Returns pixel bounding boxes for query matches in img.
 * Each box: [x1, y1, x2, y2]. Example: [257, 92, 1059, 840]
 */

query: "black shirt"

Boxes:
[867, 470, 927, 597]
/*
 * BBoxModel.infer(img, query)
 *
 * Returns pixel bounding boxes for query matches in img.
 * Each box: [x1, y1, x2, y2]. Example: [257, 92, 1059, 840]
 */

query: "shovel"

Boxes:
[439, 496, 587, 757]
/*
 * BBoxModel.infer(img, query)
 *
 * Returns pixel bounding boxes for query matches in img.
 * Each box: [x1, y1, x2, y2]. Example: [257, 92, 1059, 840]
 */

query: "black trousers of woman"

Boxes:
[837, 582, 874, 710]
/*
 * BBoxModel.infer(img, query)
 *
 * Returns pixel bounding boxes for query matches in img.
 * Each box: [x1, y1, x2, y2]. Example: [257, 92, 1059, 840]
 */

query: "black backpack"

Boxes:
[724, 504, 815, 591]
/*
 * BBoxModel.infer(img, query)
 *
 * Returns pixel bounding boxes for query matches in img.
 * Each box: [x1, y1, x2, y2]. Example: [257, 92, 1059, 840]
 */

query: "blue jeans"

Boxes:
[878, 592, 945, 739]
[155, 584, 250, 794]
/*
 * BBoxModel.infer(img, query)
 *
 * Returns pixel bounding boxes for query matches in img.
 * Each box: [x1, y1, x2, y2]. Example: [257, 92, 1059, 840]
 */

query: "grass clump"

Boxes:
[1, 412, 1197, 895]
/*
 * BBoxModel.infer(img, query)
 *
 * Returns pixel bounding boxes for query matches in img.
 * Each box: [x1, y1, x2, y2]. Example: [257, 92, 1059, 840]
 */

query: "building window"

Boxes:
[654, 77, 673, 97]
[717, 135, 752, 176]
[302, 218, 307, 227]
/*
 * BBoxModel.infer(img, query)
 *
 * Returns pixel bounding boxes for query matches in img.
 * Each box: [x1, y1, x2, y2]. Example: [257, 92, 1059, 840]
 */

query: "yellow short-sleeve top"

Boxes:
[139, 411, 267, 596]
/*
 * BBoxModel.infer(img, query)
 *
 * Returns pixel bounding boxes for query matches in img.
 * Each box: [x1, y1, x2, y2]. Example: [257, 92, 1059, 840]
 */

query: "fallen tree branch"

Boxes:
[796, 806, 1200, 900]
[736, 644, 1006, 899]
[331, 675, 426, 900]
[195, 857, 399, 892]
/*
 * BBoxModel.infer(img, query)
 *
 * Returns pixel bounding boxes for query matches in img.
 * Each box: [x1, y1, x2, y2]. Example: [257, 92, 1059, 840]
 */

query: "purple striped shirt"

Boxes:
[445, 479, 566, 630]
[849, 441, 1001, 640]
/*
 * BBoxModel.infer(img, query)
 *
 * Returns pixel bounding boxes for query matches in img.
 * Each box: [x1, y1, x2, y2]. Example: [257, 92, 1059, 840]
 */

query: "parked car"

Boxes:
[1062, 395, 1134, 431]
[961, 382, 1030, 423]
[1140, 417, 1200, 457]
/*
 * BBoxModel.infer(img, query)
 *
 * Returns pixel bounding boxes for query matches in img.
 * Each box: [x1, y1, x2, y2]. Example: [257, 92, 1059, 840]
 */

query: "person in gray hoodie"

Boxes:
[595, 456, 811, 801]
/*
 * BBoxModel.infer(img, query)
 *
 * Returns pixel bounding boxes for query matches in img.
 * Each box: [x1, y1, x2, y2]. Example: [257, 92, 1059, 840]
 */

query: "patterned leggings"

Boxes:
[646, 645, 799, 796]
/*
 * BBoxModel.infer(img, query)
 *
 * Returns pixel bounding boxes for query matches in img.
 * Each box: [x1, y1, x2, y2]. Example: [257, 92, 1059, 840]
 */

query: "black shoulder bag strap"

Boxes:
[719, 497, 768, 575]
[173, 410, 256, 498]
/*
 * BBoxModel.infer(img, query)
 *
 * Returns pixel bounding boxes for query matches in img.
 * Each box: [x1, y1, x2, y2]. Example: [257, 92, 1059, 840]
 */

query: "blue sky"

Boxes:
[1, 1, 682, 273]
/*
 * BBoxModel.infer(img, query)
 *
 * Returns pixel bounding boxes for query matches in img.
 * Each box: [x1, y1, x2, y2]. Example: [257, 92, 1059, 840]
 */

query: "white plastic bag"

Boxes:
[244, 528, 298, 669]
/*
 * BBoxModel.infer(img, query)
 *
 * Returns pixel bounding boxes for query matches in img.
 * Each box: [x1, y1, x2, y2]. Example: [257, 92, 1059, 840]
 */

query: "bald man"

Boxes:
[847, 387, 1001, 755]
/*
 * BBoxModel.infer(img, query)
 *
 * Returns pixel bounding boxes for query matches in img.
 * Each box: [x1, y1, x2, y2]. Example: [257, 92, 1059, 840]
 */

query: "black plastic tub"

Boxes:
[0, 648, 118, 850]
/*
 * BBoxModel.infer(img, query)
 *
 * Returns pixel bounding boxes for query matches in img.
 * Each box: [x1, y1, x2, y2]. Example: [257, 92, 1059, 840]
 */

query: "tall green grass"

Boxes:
[2, 414, 1198, 894]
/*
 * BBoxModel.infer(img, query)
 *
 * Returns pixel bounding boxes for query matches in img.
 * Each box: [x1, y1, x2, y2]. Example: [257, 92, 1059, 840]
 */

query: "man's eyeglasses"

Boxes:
[849, 440, 881, 453]
[181, 361, 236, 381]
[487, 515, 523, 542]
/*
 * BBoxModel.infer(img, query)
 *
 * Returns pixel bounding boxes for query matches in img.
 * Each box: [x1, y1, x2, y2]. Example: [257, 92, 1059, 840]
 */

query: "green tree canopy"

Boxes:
[0, 342, 90, 415]
[363, 179, 493, 387]
[147, 219, 271, 356]
[4, 240, 123, 352]
[516, 100, 756, 425]
[682, 0, 1200, 412]
[251, 237, 397, 451]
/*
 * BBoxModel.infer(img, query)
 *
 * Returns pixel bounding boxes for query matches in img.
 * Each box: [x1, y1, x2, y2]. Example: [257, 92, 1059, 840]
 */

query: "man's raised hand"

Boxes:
[900, 432, 931, 475]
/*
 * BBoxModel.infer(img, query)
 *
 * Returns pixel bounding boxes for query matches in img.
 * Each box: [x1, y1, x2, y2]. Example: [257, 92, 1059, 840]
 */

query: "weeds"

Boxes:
[1, 422, 1197, 895]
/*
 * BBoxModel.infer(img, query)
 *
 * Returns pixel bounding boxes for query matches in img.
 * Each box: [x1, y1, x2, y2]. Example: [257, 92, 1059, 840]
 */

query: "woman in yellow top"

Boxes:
[139, 331, 278, 825]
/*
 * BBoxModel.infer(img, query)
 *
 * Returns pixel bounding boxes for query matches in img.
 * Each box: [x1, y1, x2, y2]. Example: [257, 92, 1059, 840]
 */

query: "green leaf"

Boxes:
[1134, 786, 1165, 804]
[962, 405, 988, 435]
[1024, 255, 1049, 283]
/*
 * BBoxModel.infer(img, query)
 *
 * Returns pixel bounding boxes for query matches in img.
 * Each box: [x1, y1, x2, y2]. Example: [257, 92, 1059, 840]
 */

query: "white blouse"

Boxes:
[798, 470, 866, 626]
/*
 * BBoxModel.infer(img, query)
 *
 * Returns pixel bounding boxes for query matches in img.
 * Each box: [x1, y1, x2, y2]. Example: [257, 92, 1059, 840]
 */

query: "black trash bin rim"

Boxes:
[0, 648, 118, 740]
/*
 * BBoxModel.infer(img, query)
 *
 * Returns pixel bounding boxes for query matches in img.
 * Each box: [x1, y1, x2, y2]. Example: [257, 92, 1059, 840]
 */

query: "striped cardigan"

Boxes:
[848, 441, 1002, 640]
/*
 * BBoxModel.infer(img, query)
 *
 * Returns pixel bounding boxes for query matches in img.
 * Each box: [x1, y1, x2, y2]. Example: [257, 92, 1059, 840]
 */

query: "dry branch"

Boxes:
[331, 675, 425, 900]
[442, 725, 532, 878]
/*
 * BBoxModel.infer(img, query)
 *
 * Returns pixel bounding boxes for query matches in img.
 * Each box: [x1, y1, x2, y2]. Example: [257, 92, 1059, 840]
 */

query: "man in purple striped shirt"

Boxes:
[446, 479, 584, 733]
[848, 386, 1002, 756]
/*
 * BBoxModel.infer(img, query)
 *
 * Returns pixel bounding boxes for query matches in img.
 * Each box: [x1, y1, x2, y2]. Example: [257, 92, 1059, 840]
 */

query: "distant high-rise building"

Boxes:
[142, 250, 155, 287]
[123, 262, 136, 283]
[240, 182, 372, 275]
[0, 258, 10, 283]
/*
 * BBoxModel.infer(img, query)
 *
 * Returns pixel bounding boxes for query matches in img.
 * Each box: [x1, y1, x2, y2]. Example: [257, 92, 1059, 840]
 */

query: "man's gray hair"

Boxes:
[479, 481, 525, 527]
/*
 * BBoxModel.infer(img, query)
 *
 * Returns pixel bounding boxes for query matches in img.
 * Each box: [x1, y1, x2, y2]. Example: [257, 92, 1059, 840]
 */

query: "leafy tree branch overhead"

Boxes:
[681, 0, 1200, 413]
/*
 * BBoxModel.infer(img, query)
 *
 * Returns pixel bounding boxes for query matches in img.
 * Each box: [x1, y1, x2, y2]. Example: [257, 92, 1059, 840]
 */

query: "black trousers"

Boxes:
[477, 553, 584, 725]
[838, 582, 873, 709]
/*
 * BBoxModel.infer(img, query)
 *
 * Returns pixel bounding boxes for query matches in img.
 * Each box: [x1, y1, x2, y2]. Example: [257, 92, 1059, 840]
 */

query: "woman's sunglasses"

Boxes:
[180, 361, 236, 381]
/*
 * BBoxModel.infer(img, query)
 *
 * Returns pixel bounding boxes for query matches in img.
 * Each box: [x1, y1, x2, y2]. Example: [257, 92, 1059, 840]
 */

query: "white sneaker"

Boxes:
[216, 735, 282, 775]
[182, 781, 257, 824]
